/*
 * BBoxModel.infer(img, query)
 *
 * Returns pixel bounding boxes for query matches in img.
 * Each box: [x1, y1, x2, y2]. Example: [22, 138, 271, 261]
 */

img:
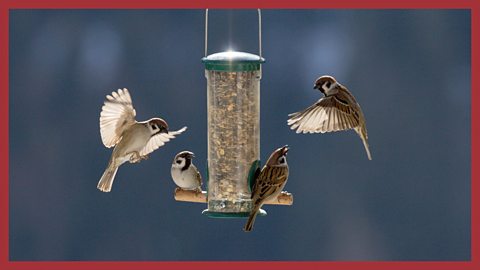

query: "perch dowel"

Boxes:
[174, 188, 293, 205]
[174, 188, 208, 203]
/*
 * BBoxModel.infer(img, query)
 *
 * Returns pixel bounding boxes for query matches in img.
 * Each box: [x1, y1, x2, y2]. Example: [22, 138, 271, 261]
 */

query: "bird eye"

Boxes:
[152, 124, 158, 130]
[278, 157, 285, 164]
[325, 81, 331, 88]
[176, 160, 182, 164]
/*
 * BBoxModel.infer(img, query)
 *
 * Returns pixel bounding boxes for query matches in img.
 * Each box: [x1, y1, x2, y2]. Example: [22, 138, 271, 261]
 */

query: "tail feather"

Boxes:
[362, 136, 372, 160]
[97, 165, 118, 192]
[244, 205, 261, 232]
[355, 126, 372, 160]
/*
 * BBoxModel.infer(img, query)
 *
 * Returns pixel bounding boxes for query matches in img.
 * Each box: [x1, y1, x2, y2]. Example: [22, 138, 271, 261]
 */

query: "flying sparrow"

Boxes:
[244, 145, 289, 232]
[97, 88, 187, 192]
[287, 75, 372, 160]
[171, 151, 202, 193]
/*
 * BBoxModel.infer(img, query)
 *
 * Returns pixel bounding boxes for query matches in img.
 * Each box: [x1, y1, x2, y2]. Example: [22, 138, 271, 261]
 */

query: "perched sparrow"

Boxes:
[244, 146, 289, 232]
[97, 88, 187, 192]
[171, 151, 202, 192]
[287, 75, 372, 160]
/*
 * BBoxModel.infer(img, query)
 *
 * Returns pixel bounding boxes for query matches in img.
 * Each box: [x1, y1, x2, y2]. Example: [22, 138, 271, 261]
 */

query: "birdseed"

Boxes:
[206, 70, 261, 213]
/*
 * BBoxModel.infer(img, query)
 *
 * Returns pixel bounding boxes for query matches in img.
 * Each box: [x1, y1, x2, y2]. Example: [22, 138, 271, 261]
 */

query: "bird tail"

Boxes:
[244, 205, 261, 232]
[97, 162, 118, 192]
[355, 126, 372, 160]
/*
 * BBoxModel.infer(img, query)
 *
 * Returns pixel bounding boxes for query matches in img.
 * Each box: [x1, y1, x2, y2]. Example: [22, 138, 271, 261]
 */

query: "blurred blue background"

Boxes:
[9, 9, 470, 261]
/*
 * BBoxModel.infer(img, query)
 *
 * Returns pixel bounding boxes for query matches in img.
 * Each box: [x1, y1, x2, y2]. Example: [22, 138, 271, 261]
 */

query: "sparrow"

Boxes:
[171, 151, 202, 193]
[97, 88, 187, 192]
[244, 145, 289, 232]
[287, 75, 372, 160]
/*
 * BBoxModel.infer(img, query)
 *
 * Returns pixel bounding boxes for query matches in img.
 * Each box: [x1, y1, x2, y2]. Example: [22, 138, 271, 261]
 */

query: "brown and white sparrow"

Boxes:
[287, 75, 372, 160]
[244, 145, 289, 232]
[171, 151, 202, 192]
[97, 88, 187, 192]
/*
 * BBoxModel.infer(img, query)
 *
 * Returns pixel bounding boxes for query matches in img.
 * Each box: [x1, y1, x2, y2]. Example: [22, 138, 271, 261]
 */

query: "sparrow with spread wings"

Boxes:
[97, 88, 187, 192]
[287, 76, 371, 160]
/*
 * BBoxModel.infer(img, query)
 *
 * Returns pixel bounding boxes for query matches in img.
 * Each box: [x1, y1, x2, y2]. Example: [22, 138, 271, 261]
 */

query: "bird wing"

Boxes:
[195, 167, 203, 186]
[251, 166, 287, 203]
[139, 127, 187, 156]
[287, 95, 360, 134]
[100, 88, 137, 148]
[190, 163, 203, 186]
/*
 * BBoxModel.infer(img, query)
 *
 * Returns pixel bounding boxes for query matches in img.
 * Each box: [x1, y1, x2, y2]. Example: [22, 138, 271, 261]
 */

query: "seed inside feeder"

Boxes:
[204, 52, 263, 215]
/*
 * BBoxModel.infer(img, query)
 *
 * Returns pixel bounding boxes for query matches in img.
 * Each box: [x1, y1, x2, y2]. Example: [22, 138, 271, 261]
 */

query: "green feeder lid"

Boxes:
[202, 51, 265, 72]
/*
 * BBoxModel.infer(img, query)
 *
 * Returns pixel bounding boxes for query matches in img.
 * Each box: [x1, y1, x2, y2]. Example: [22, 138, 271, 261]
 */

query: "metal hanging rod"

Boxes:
[204, 9, 262, 58]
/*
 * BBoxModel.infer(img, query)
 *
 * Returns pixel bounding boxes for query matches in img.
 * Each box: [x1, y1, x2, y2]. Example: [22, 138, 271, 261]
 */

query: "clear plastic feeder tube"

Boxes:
[203, 51, 265, 216]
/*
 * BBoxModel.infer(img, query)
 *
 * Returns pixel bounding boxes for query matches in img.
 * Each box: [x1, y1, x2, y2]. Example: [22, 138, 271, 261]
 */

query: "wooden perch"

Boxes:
[174, 188, 208, 203]
[174, 188, 293, 205]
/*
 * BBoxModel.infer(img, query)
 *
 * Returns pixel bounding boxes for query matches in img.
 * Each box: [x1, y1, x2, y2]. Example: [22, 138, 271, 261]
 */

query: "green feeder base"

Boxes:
[202, 209, 267, 219]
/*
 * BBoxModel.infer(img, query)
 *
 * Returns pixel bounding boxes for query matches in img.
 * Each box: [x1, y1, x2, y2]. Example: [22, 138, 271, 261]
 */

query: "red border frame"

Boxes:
[1, 1, 478, 270]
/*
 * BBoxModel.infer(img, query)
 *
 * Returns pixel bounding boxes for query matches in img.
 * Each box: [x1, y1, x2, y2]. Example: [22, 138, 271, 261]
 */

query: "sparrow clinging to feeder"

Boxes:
[97, 88, 187, 192]
[244, 145, 290, 232]
[171, 151, 203, 193]
[287, 75, 372, 160]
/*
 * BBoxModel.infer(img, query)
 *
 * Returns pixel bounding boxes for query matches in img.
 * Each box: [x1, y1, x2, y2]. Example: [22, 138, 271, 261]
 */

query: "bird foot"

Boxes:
[129, 152, 148, 163]
[194, 187, 203, 195]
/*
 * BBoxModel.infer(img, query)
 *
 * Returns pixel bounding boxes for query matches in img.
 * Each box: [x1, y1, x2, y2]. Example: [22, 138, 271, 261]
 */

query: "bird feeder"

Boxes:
[202, 50, 263, 217]
[174, 9, 293, 218]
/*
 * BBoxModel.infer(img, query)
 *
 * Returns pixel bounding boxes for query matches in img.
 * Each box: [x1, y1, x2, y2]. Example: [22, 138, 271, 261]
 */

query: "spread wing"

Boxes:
[100, 88, 136, 148]
[287, 95, 360, 134]
[139, 126, 187, 156]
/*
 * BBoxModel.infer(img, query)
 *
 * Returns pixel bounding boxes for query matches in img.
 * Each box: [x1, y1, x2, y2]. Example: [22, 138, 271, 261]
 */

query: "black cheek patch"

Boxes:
[181, 158, 192, 171]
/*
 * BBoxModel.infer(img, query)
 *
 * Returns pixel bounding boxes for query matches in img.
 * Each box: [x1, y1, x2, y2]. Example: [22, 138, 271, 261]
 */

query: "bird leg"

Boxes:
[129, 152, 148, 163]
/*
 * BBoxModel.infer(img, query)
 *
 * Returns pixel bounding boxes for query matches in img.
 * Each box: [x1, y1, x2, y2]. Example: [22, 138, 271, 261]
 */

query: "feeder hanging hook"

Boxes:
[204, 9, 262, 59]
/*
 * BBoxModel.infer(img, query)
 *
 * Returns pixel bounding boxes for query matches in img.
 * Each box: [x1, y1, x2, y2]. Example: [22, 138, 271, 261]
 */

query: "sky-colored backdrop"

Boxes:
[9, 9, 470, 260]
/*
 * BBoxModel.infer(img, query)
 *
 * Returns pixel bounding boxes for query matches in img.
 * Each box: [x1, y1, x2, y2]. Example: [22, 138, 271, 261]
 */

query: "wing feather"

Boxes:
[287, 96, 360, 134]
[139, 127, 187, 156]
[100, 88, 136, 148]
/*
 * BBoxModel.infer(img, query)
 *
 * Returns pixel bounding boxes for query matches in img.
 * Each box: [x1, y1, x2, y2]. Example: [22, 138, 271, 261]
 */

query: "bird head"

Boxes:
[314, 75, 338, 95]
[266, 145, 289, 167]
[147, 118, 169, 135]
[173, 151, 195, 169]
